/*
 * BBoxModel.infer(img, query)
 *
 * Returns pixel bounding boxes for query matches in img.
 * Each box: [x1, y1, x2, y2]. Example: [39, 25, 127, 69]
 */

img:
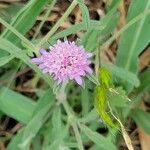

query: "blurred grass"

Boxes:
[0, 0, 150, 150]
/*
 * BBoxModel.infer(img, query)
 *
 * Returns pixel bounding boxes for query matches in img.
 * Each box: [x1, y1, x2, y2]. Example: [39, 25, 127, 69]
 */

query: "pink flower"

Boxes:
[32, 40, 93, 85]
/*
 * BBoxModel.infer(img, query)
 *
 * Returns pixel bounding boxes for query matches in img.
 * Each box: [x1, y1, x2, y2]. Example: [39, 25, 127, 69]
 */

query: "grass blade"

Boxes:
[0, 87, 36, 124]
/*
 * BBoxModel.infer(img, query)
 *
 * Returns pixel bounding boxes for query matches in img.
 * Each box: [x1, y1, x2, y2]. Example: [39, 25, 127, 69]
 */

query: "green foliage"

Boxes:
[109, 87, 128, 109]
[116, 0, 150, 91]
[104, 63, 140, 87]
[79, 124, 117, 150]
[94, 67, 115, 127]
[131, 109, 150, 134]
[81, 1, 120, 52]
[0, 0, 150, 149]
[7, 90, 54, 150]
[1, 0, 51, 45]
[77, 0, 90, 30]
[138, 68, 150, 92]
[0, 87, 36, 124]
[0, 54, 14, 67]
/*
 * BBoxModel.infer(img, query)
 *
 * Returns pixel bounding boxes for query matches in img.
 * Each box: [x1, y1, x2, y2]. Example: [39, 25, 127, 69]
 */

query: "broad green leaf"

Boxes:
[138, 68, 150, 92]
[7, 129, 24, 150]
[32, 136, 42, 150]
[116, 0, 150, 90]
[131, 109, 150, 134]
[52, 106, 62, 139]
[104, 63, 140, 87]
[0, 54, 14, 67]
[33, 89, 54, 115]
[79, 124, 117, 150]
[1, 0, 51, 45]
[7, 90, 54, 150]
[0, 3, 23, 23]
[0, 87, 36, 124]
[79, 109, 98, 123]
[19, 101, 54, 150]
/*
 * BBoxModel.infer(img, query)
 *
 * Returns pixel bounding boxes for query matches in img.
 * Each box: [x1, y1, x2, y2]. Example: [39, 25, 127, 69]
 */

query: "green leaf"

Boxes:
[7, 90, 54, 150]
[0, 37, 53, 87]
[77, 0, 90, 30]
[79, 124, 117, 150]
[32, 136, 42, 150]
[0, 17, 36, 53]
[49, 20, 104, 44]
[19, 101, 53, 150]
[81, 88, 90, 115]
[0, 87, 36, 124]
[0, 3, 23, 23]
[109, 87, 128, 108]
[86, 74, 99, 85]
[131, 109, 150, 134]
[98, 67, 112, 87]
[138, 68, 150, 92]
[0, 54, 14, 67]
[79, 109, 98, 123]
[116, 0, 150, 89]
[1, 0, 51, 45]
[7, 129, 24, 150]
[52, 106, 62, 139]
[33, 89, 54, 115]
[104, 63, 140, 87]
[95, 85, 115, 127]
[81, 1, 120, 52]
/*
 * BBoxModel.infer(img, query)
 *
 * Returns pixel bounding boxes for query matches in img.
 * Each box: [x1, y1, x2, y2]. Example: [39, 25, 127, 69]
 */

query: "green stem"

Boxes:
[62, 100, 73, 116]
[62, 100, 84, 150]
[37, 0, 78, 47]
[71, 120, 84, 150]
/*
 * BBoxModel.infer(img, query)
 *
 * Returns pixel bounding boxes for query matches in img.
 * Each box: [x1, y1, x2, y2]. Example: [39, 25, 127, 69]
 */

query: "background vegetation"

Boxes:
[0, 0, 150, 149]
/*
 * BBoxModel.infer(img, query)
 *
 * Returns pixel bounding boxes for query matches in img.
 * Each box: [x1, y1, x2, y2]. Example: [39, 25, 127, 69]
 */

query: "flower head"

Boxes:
[32, 40, 93, 85]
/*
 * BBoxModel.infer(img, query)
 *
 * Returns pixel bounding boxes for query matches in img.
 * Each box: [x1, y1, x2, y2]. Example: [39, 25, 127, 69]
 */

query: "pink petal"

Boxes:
[39, 49, 47, 55]
[85, 67, 93, 74]
[79, 70, 86, 76]
[39, 64, 46, 69]
[31, 58, 42, 63]
[75, 76, 82, 85]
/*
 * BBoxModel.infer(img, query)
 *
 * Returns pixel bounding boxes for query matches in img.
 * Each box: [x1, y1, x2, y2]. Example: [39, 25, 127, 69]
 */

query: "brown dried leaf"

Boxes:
[138, 128, 150, 150]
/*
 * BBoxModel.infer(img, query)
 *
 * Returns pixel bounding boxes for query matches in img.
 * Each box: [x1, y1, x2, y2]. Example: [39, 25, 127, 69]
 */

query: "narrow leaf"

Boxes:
[131, 109, 150, 134]
[105, 63, 140, 87]
[116, 0, 150, 90]
[79, 124, 117, 150]
[0, 87, 36, 124]
[0, 54, 14, 67]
